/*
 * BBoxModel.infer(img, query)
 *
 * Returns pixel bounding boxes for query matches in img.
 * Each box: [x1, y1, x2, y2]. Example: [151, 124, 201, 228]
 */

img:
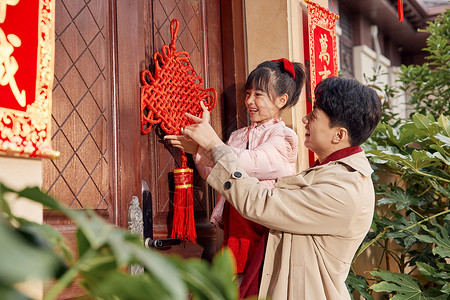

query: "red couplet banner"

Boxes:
[307, 1, 339, 104]
[305, 1, 339, 165]
[0, 0, 58, 158]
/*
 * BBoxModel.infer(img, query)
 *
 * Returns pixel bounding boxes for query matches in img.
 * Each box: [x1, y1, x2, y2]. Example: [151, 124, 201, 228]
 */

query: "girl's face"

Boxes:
[245, 88, 286, 125]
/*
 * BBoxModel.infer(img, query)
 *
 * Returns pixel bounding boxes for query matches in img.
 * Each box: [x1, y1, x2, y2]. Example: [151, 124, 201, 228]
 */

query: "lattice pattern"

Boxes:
[43, 0, 109, 210]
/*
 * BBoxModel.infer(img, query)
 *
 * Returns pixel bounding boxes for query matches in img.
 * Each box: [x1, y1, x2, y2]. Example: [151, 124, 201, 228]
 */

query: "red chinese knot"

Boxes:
[140, 19, 217, 243]
[140, 19, 217, 135]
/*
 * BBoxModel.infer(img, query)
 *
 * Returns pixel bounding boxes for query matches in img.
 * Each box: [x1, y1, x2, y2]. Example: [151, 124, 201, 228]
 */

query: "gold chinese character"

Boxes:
[319, 65, 331, 79]
[0, 28, 26, 107]
[0, 0, 19, 23]
[318, 34, 330, 65]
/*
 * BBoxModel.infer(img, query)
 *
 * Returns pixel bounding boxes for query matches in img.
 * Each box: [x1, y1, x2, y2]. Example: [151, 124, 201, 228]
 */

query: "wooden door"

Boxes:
[42, 0, 243, 297]
[43, 0, 148, 297]
[43, 0, 116, 297]
[141, 0, 224, 261]
[43, 0, 115, 242]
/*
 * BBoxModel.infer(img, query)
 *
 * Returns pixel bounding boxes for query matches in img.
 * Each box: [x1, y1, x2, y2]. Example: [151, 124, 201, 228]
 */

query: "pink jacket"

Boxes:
[194, 118, 298, 272]
[194, 118, 298, 184]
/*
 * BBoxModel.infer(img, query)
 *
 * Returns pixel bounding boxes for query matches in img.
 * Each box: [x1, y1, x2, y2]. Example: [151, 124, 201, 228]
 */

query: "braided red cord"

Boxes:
[140, 19, 217, 135]
[398, 0, 404, 21]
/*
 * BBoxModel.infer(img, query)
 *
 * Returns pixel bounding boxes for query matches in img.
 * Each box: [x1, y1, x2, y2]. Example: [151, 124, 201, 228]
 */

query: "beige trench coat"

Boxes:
[207, 151, 375, 300]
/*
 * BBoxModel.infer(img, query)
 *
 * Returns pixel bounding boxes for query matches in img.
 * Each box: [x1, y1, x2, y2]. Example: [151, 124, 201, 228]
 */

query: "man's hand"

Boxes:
[183, 101, 224, 152]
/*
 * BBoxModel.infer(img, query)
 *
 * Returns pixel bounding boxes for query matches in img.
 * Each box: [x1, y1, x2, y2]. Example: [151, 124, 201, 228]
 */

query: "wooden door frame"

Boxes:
[221, 0, 248, 140]
[112, 0, 146, 228]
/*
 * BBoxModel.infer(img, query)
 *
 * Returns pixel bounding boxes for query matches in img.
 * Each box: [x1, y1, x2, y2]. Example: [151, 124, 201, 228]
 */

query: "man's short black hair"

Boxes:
[314, 77, 381, 146]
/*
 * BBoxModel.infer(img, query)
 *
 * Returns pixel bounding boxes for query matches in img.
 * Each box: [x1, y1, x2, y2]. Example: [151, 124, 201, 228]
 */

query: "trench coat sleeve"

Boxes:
[207, 152, 373, 236]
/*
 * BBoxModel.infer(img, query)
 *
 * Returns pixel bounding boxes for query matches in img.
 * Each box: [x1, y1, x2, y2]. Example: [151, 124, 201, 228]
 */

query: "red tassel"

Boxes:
[171, 154, 197, 243]
[398, 0, 404, 21]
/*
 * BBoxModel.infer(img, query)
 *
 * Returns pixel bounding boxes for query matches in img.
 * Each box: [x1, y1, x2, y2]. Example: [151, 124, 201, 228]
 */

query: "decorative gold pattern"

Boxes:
[308, 2, 339, 103]
[0, 0, 58, 159]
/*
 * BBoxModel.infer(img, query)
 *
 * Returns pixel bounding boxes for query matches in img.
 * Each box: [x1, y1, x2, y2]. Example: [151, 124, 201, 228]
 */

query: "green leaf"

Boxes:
[0, 217, 66, 284]
[415, 235, 436, 244]
[172, 254, 238, 300]
[416, 262, 450, 285]
[0, 184, 14, 217]
[346, 272, 373, 300]
[377, 187, 421, 210]
[438, 115, 450, 137]
[429, 145, 450, 165]
[0, 283, 31, 300]
[68, 210, 113, 249]
[16, 186, 64, 211]
[76, 228, 91, 258]
[370, 271, 426, 298]
[442, 282, 450, 295]
[211, 249, 238, 299]
[420, 221, 450, 258]
[212, 248, 236, 278]
[434, 133, 450, 147]
[413, 113, 439, 135]
[432, 233, 450, 258]
[82, 270, 172, 300]
[18, 218, 73, 263]
[368, 147, 442, 175]
[411, 150, 442, 170]
[132, 247, 187, 300]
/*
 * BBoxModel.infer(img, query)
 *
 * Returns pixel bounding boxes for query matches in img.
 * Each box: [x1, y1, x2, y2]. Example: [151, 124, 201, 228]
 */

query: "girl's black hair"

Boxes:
[244, 60, 306, 110]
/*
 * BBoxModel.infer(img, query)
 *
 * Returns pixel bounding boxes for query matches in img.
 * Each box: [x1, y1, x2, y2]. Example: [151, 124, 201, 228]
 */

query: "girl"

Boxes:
[165, 59, 305, 297]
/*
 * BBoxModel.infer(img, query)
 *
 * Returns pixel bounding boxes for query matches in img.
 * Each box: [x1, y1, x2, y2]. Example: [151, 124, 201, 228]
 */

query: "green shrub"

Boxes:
[0, 184, 238, 300]
[346, 10, 450, 300]
[399, 9, 450, 118]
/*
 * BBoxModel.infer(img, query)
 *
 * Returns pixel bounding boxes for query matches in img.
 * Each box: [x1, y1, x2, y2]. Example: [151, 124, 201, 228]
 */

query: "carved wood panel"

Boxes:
[42, 0, 113, 297]
[43, 0, 112, 218]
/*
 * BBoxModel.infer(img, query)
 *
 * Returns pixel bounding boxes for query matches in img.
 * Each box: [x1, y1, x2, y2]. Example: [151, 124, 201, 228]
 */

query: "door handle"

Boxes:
[145, 238, 181, 248]
[142, 179, 180, 249]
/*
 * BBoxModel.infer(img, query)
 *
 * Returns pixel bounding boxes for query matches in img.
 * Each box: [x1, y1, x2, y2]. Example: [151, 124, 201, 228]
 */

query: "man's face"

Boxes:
[302, 107, 337, 157]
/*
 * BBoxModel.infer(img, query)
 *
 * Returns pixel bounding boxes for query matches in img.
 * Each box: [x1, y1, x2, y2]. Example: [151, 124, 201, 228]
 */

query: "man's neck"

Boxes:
[316, 144, 350, 163]
[314, 145, 362, 167]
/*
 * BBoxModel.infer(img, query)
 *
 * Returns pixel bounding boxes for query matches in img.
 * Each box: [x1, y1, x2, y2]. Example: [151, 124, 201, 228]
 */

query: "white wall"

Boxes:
[243, 0, 328, 171]
[0, 156, 43, 222]
[353, 45, 408, 119]
[353, 44, 391, 84]
[0, 156, 43, 299]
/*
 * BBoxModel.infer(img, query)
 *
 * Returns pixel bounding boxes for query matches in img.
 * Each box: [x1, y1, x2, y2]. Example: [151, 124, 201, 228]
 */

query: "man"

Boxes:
[179, 77, 382, 299]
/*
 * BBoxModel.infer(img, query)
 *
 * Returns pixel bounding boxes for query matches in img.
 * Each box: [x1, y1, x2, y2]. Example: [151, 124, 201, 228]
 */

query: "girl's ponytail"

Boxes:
[290, 62, 306, 107]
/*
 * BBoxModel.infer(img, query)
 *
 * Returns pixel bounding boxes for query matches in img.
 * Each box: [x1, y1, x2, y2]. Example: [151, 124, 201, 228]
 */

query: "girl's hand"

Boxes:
[183, 101, 224, 152]
[164, 135, 199, 154]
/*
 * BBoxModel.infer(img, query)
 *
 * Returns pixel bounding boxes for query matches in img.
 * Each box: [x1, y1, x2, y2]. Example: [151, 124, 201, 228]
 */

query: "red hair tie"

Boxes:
[272, 58, 295, 80]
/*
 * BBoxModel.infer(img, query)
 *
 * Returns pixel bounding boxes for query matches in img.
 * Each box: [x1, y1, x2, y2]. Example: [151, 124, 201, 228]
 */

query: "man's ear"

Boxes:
[332, 127, 349, 144]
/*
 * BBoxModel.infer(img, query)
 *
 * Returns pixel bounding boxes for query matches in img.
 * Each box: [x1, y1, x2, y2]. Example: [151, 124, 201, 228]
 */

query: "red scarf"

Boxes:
[239, 146, 362, 298]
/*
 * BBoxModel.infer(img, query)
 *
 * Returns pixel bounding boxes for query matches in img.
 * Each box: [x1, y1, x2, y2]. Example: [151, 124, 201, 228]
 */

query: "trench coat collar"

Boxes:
[306, 150, 373, 178]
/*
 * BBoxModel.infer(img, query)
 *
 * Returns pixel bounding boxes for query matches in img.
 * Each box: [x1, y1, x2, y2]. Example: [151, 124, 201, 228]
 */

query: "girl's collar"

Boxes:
[250, 118, 282, 129]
